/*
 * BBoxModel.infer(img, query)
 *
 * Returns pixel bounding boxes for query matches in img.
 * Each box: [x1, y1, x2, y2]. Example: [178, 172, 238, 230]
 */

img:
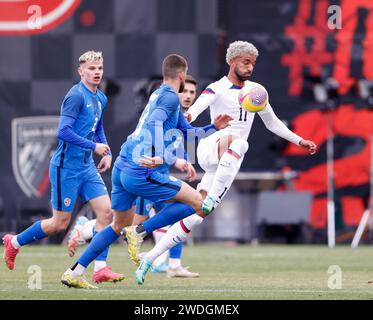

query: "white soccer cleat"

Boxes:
[167, 266, 200, 278]
[67, 216, 89, 257]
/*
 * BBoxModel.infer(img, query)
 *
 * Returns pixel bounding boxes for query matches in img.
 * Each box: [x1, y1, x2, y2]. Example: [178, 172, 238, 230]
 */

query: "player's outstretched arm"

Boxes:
[258, 104, 304, 146]
[258, 104, 317, 155]
[177, 109, 232, 141]
[186, 86, 217, 123]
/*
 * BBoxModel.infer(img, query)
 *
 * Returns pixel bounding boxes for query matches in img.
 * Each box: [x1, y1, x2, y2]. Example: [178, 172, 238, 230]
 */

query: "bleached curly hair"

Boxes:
[226, 41, 258, 65]
[79, 50, 103, 64]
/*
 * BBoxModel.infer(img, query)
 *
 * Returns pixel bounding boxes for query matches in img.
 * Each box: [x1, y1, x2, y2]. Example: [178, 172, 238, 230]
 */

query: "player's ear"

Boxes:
[77, 66, 83, 77]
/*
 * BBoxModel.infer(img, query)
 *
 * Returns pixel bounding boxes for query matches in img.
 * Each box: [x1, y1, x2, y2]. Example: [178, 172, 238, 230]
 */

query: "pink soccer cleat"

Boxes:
[2, 234, 19, 270]
[92, 266, 125, 283]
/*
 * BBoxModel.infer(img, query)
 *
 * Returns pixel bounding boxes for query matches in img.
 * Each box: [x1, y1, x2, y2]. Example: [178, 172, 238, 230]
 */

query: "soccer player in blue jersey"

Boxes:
[2, 51, 124, 286]
[61, 54, 232, 288]
[66, 75, 201, 278]
[134, 75, 200, 278]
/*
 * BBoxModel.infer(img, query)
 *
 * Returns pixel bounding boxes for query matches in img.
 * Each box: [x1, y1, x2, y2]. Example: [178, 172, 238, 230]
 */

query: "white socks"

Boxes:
[11, 236, 21, 249]
[145, 214, 203, 262]
[71, 264, 86, 277]
[94, 260, 107, 272]
[208, 138, 248, 201]
[153, 227, 169, 266]
[169, 258, 181, 268]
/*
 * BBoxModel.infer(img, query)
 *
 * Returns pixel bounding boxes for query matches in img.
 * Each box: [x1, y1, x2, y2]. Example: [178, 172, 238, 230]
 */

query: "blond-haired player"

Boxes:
[2, 51, 124, 288]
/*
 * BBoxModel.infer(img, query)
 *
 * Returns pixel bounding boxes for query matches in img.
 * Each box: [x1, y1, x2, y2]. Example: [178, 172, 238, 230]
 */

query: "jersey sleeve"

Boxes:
[258, 103, 303, 145]
[60, 92, 84, 119]
[188, 85, 217, 123]
[144, 108, 178, 165]
[58, 115, 96, 150]
[176, 109, 216, 140]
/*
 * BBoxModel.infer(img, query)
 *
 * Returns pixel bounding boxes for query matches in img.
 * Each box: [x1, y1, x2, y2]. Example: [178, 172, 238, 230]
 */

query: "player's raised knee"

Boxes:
[229, 138, 249, 157]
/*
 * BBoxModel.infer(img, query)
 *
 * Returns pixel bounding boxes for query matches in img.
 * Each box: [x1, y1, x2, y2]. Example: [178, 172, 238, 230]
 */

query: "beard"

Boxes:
[234, 68, 251, 82]
[178, 80, 185, 93]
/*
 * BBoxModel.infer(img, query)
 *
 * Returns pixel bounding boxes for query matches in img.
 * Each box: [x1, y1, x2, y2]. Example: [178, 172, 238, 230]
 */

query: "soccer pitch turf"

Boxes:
[1, 243, 373, 300]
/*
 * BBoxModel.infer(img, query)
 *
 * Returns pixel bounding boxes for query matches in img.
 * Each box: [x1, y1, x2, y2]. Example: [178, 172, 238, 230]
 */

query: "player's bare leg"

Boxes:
[132, 213, 148, 225]
[61, 208, 135, 288]
[125, 182, 203, 266]
[135, 190, 207, 284]
[84, 195, 125, 283]
[67, 195, 112, 257]
[89, 195, 113, 231]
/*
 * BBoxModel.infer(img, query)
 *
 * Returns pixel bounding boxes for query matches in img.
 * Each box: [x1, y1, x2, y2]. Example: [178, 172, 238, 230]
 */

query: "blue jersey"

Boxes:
[51, 81, 107, 169]
[115, 84, 181, 175]
[115, 83, 216, 176]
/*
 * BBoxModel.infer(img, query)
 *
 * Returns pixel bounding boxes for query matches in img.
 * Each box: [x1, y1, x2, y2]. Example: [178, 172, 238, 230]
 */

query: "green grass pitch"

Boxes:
[1, 243, 373, 300]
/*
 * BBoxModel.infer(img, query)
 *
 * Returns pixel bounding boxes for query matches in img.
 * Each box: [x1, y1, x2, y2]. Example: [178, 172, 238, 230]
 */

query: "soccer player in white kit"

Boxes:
[134, 41, 317, 284]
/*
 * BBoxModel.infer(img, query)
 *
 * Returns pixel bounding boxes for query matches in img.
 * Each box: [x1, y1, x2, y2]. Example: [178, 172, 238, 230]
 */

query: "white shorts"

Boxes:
[196, 130, 246, 193]
[196, 130, 228, 193]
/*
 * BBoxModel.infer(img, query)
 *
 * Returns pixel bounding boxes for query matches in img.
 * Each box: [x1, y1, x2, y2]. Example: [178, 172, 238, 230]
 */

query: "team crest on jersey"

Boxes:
[12, 116, 60, 198]
[0, 0, 81, 35]
[64, 197, 71, 207]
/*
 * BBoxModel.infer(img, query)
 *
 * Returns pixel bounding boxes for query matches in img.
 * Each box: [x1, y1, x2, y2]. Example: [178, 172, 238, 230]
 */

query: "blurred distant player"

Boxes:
[180, 75, 197, 113]
[61, 54, 232, 288]
[2, 51, 124, 287]
[131, 41, 317, 284]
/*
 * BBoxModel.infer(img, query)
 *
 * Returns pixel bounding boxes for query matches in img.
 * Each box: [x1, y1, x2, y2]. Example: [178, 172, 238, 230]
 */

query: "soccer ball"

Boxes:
[238, 83, 268, 112]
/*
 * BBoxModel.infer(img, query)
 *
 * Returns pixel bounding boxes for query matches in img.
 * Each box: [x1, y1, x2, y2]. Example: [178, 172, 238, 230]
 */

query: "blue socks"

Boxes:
[142, 203, 195, 234]
[17, 221, 47, 246]
[169, 241, 183, 259]
[77, 226, 118, 268]
[92, 229, 109, 262]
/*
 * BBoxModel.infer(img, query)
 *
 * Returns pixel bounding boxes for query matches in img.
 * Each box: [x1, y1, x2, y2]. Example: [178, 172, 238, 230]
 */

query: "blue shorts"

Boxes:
[135, 197, 166, 216]
[50, 164, 108, 212]
[111, 166, 182, 211]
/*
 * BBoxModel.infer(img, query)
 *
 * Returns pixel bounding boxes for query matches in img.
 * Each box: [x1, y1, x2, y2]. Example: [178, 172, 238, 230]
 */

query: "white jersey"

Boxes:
[188, 76, 302, 145]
